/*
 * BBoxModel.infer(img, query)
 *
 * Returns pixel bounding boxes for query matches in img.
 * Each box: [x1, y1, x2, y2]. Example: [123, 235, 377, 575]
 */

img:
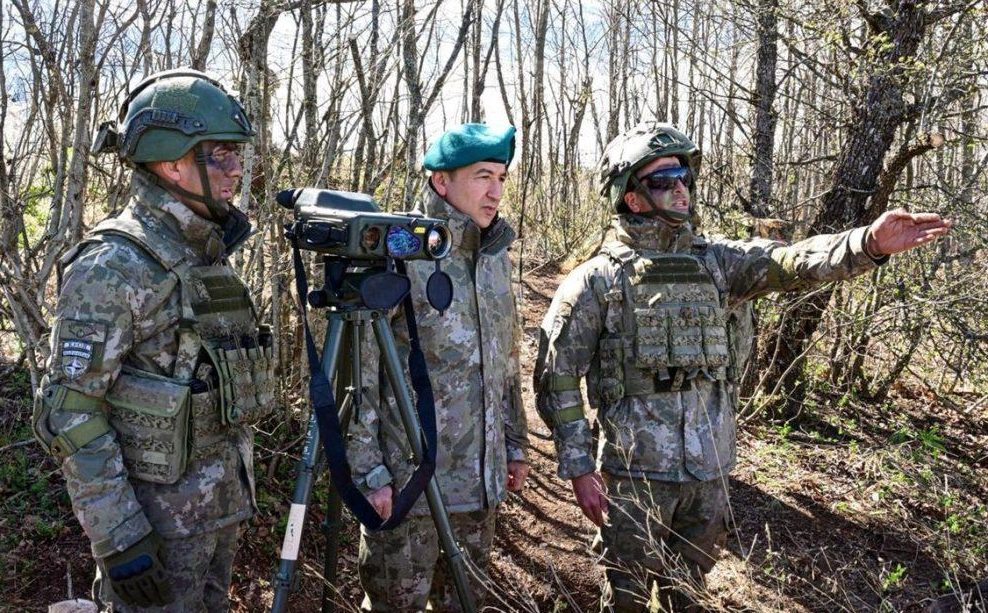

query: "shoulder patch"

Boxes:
[61, 319, 108, 343]
[58, 319, 107, 380]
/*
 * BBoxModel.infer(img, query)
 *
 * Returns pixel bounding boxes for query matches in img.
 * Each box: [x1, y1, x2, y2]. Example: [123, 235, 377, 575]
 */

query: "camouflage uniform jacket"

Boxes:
[38, 172, 256, 559]
[535, 214, 886, 482]
[347, 187, 529, 515]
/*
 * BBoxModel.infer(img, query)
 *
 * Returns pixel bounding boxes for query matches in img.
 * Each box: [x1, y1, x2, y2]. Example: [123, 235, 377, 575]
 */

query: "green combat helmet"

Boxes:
[598, 122, 701, 223]
[93, 68, 255, 220]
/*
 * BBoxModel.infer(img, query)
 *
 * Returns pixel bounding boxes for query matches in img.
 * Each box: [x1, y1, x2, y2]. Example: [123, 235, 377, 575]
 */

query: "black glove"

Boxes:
[103, 532, 174, 607]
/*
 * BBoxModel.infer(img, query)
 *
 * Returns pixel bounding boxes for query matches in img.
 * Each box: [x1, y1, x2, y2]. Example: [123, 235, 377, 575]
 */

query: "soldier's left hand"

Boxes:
[867, 208, 952, 256]
[507, 461, 530, 492]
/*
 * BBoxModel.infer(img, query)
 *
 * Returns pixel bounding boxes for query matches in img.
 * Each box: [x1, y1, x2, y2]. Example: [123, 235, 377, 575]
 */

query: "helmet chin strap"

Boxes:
[627, 175, 690, 226]
[192, 143, 231, 221]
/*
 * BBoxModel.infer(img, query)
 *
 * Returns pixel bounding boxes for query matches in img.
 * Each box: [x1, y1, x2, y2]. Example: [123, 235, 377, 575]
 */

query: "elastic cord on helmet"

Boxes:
[193, 142, 230, 221]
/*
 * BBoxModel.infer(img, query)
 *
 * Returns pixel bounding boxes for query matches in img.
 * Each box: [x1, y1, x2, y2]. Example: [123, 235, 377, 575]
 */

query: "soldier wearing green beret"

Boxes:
[347, 123, 530, 611]
[534, 123, 952, 611]
[33, 70, 274, 611]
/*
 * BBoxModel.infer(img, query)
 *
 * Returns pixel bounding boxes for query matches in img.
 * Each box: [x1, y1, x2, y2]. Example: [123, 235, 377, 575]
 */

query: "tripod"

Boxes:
[271, 258, 476, 613]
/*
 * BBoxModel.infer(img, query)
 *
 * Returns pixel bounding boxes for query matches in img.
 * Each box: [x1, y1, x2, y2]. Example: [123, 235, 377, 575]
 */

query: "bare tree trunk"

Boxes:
[469, 0, 505, 123]
[760, 0, 941, 417]
[399, 0, 474, 207]
[399, 0, 424, 207]
[605, 1, 623, 142]
[190, 0, 216, 70]
[747, 0, 778, 217]
[529, 0, 549, 178]
[300, 0, 317, 173]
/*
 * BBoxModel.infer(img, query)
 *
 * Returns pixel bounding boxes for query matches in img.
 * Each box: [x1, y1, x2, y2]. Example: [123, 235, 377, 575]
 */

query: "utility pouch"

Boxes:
[189, 386, 225, 460]
[669, 305, 706, 368]
[205, 340, 276, 426]
[106, 369, 191, 485]
[700, 306, 730, 368]
[634, 308, 671, 369]
[597, 336, 626, 404]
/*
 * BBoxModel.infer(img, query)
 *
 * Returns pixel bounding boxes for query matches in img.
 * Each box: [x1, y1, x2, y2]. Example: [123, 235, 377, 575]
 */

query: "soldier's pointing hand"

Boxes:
[867, 208, 952, 256]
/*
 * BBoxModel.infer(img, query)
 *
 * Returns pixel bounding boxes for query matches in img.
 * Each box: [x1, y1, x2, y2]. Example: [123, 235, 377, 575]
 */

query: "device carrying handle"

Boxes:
[291, 242, 437, 530]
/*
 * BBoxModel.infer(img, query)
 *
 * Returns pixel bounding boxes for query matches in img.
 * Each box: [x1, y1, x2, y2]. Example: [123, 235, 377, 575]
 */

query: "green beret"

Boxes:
[423, 123, 516, 171]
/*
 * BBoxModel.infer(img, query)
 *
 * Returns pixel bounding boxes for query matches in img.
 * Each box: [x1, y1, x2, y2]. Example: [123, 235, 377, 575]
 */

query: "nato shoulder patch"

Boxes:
[58, 319, 108, 380]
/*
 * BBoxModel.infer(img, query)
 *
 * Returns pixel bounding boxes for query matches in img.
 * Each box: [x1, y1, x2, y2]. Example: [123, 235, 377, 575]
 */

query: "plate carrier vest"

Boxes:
[591, 236, 741, 405]
[71, 214, 276, 484]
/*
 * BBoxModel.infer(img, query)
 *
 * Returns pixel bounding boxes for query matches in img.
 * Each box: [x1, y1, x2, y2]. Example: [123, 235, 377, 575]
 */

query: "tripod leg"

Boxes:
[271, 316, 346, 613]
[372, 317, 478, 613]
[322, 318, 362, 613]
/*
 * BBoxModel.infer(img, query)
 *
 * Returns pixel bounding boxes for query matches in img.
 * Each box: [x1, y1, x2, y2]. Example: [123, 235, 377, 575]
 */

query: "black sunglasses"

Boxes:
[637, 166, 693, 192]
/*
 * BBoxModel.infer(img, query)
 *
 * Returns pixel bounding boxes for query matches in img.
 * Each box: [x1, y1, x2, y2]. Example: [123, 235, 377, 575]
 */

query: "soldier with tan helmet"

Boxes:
[534, 123, 951, 611]
[33, 69, 273, 611]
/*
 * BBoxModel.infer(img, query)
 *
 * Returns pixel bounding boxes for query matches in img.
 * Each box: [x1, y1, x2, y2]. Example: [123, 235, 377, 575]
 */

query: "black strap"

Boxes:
[291, 244, 436, 530]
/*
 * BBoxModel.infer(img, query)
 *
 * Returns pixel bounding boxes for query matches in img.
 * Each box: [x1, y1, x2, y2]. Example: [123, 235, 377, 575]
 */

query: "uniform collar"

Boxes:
[130, 170, 227, 263]
[606, 214, 695, 253]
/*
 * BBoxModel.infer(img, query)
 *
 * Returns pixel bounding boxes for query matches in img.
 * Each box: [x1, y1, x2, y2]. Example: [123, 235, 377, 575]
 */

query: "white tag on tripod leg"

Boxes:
[280, 503, 307, 560]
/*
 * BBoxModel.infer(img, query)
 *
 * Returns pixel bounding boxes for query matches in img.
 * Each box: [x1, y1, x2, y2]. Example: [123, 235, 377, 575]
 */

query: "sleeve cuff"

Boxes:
[506, 445, 528, 463]
[857, 226, 890, 265]
[355, 464, 393, 495]
[91, 510, 153, 559]
[557, 454, 596, 481]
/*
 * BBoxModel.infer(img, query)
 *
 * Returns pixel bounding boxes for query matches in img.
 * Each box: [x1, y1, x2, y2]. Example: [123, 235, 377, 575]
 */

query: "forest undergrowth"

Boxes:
[1, 269, 985, 613]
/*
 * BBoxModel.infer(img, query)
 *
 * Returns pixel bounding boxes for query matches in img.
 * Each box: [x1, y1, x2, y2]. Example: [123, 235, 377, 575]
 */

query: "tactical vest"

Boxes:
[79, 216, 275, 484]
[593, 238, 737, 405]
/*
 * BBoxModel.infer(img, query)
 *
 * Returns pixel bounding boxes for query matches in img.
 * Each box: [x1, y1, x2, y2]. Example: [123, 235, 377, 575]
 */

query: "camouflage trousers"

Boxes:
[596, 475, 729, 613]
[358, 508, 496, 612]
[95, 522, 242, 612]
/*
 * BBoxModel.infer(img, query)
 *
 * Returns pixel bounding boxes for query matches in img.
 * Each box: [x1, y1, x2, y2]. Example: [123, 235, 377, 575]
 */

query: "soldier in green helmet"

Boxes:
[534, 122, 952, 611]
[33, 69, 274, 611]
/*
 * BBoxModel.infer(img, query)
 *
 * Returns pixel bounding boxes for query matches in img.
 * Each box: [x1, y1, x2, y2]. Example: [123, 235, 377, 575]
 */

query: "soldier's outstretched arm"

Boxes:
[33, 255, 153, 561]
[717, 210, 949, 304]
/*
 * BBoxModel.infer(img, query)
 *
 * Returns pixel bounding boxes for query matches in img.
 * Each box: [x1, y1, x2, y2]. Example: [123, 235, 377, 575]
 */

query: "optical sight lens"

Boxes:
[362, 226, 382, 251]
[426, 227, 452, 259]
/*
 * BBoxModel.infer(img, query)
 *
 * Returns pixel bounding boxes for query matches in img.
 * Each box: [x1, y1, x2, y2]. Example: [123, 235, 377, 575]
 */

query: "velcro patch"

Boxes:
[62, 319, 107, 343]
[62, 339, 94, 360]
[62, 355, 90, 380]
